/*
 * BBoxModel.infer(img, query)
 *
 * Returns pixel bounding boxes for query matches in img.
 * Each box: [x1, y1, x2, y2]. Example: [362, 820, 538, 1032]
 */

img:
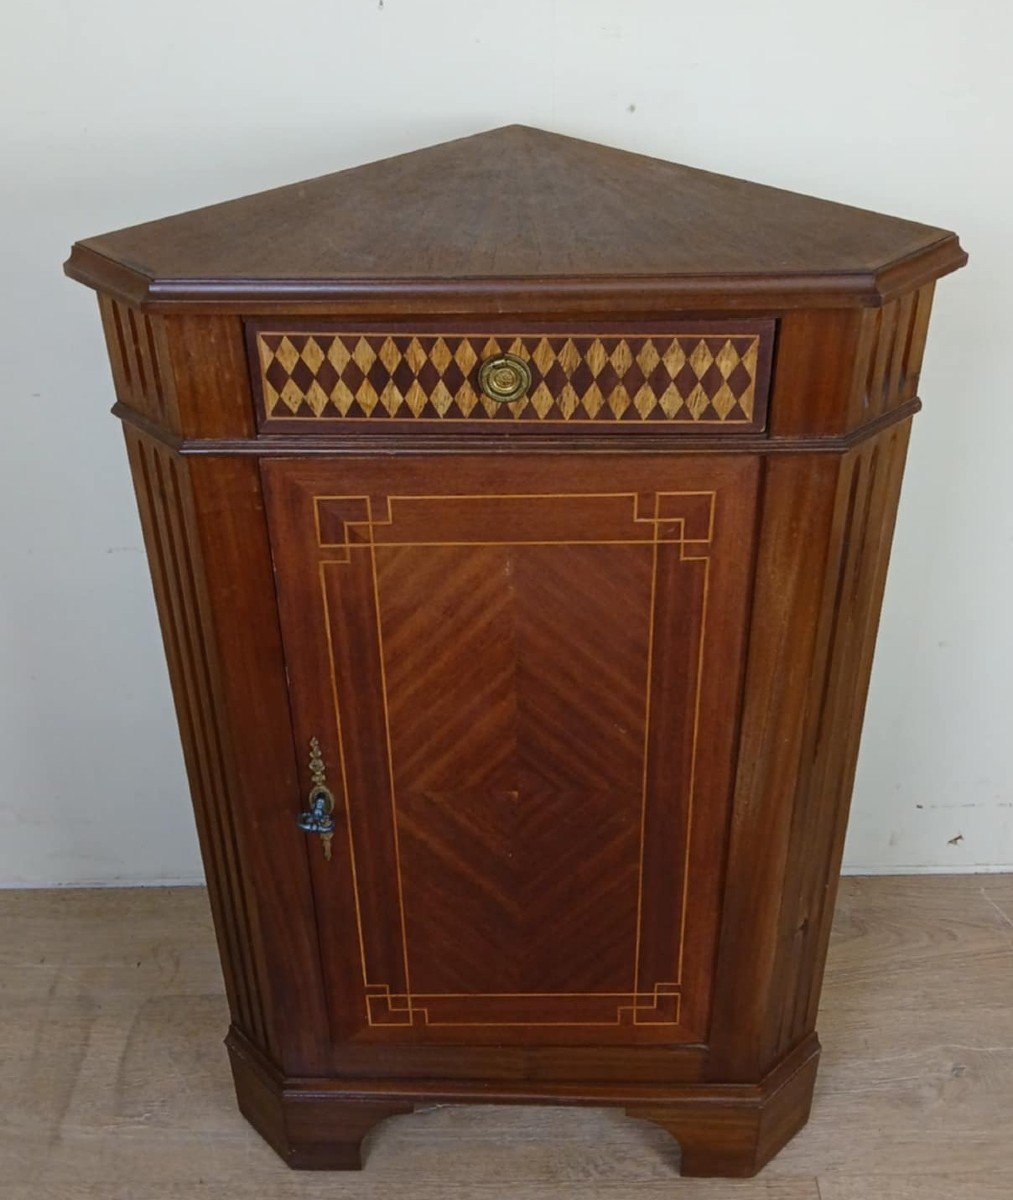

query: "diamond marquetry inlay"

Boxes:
[252, 329, 771, 427]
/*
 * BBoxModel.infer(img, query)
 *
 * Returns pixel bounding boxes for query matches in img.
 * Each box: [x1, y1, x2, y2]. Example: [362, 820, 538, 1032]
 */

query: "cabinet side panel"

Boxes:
[99, 296, 179, 431]
[184, 452, 333, 1073]
[124, 430, 264, 1039]
[848, 285, 934, 430]
[769, 284, 933, 438]
[98, 301, 259, 440]
[123, 432, 330, 1072]
[776, 422, 912, 1050]
[708, 422, 913, 1080]
[706, 454, 842, 1078]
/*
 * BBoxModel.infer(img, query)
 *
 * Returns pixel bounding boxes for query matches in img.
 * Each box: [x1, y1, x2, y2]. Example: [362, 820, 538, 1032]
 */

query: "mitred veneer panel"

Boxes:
[262, 456, 756, 1048]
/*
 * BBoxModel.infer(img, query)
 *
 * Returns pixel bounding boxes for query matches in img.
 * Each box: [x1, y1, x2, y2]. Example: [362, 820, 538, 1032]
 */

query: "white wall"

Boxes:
[1, 0, 1009, 885]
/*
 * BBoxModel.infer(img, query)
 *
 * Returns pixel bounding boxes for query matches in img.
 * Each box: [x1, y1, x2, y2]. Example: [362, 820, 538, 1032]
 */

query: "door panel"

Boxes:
[263, 455, 758, 1046]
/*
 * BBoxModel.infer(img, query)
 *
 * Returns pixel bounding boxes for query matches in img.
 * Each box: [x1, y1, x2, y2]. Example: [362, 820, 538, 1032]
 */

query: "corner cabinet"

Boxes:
[66, 125, 966, 1178]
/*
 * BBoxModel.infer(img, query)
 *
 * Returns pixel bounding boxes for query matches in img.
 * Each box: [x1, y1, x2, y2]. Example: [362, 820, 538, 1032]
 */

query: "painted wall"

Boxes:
[1, 0, 1009, 884]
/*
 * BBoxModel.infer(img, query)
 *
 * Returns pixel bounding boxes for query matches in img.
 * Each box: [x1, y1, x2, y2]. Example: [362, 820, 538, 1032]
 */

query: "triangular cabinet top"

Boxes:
[65, 125, 965, 314]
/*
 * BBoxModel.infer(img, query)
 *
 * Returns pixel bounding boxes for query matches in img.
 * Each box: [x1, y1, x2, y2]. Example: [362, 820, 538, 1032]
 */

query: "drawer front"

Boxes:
[247, 320, 773, 434]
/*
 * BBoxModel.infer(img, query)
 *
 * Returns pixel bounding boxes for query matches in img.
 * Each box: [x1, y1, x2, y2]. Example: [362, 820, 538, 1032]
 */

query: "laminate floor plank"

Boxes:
[0, 876, 1009, 1197]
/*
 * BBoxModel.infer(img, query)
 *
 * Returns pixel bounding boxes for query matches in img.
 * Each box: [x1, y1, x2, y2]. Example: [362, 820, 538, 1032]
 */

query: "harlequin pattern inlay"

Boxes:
[253, 331, 769, 425]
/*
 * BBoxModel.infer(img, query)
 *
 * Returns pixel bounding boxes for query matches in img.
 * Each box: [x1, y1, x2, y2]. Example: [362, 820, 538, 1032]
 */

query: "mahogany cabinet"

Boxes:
[65, 126, 966, 1177]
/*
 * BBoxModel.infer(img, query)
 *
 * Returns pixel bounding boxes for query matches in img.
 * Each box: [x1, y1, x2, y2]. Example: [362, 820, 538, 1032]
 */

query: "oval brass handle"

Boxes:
[478, 353, 531, 403]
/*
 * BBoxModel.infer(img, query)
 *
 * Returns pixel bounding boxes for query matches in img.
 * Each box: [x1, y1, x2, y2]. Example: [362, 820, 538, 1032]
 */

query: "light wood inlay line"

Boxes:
[315, 489, 714, 1028]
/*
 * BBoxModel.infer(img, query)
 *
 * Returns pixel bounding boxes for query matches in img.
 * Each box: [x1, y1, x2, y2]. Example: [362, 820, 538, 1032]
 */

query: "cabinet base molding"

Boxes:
[226, 1027, 820, 1177]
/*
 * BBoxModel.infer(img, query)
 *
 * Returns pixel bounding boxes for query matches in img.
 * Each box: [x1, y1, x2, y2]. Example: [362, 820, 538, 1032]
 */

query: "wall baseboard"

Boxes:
[0, 875, 206, 889]
[840, 863, 1013, 876]
[1, 866, 1011, 889]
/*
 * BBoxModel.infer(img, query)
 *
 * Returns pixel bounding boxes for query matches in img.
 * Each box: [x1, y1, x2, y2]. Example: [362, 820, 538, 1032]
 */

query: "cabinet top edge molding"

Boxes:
[64, 125, 966, 313]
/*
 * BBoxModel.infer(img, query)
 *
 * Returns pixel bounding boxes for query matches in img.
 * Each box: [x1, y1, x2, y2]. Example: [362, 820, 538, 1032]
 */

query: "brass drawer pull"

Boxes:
[296, 737, 335, 861]
[478, 353, 531, 403]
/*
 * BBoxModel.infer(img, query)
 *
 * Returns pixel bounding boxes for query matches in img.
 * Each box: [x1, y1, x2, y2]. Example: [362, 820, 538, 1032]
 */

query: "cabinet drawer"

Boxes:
[247, 320, 773, 435]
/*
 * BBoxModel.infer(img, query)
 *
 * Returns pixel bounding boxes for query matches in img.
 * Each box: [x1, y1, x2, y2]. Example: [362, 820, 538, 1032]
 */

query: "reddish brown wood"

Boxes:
[66, 126, 964, 314]
[68, 129, 965, 1178]
[100, 297, 175, 428]
[770, 284, 936, 438]
[629, 1042, 820, 1177]
[228, 1029, 413, 1169]
[262, 455, 756, 1051]
[160, 313, 256, 439]
[123, 431, 332, 1074]
[227, 1023, 818, 1173]
[246, 319, 773, 434]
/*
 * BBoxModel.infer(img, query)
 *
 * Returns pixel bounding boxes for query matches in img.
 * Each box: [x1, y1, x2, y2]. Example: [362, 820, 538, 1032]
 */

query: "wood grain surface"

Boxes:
[262, 455, 756, 1051]
[65, 127, 969, 1178]
[64, 126, 966, 311]
[93, 287, 956, 1171]
[2, 875, 1010, 1196]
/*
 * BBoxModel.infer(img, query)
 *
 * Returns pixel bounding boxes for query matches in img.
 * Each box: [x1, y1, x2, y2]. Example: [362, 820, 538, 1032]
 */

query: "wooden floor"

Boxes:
[1, 875, 1011, 1197]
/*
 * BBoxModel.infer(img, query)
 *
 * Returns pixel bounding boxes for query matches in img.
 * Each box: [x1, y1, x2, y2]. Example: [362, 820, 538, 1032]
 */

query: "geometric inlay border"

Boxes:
[315, 491, 715, 1028]
[252, 328, 770, 428]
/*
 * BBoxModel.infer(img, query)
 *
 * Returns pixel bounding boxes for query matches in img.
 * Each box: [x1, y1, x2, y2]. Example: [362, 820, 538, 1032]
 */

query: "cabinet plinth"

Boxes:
[67, 124, 965, 1177]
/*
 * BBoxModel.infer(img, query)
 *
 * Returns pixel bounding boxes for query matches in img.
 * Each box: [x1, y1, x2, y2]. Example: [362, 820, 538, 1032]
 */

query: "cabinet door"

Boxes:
[263, 454, 757, 1047]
